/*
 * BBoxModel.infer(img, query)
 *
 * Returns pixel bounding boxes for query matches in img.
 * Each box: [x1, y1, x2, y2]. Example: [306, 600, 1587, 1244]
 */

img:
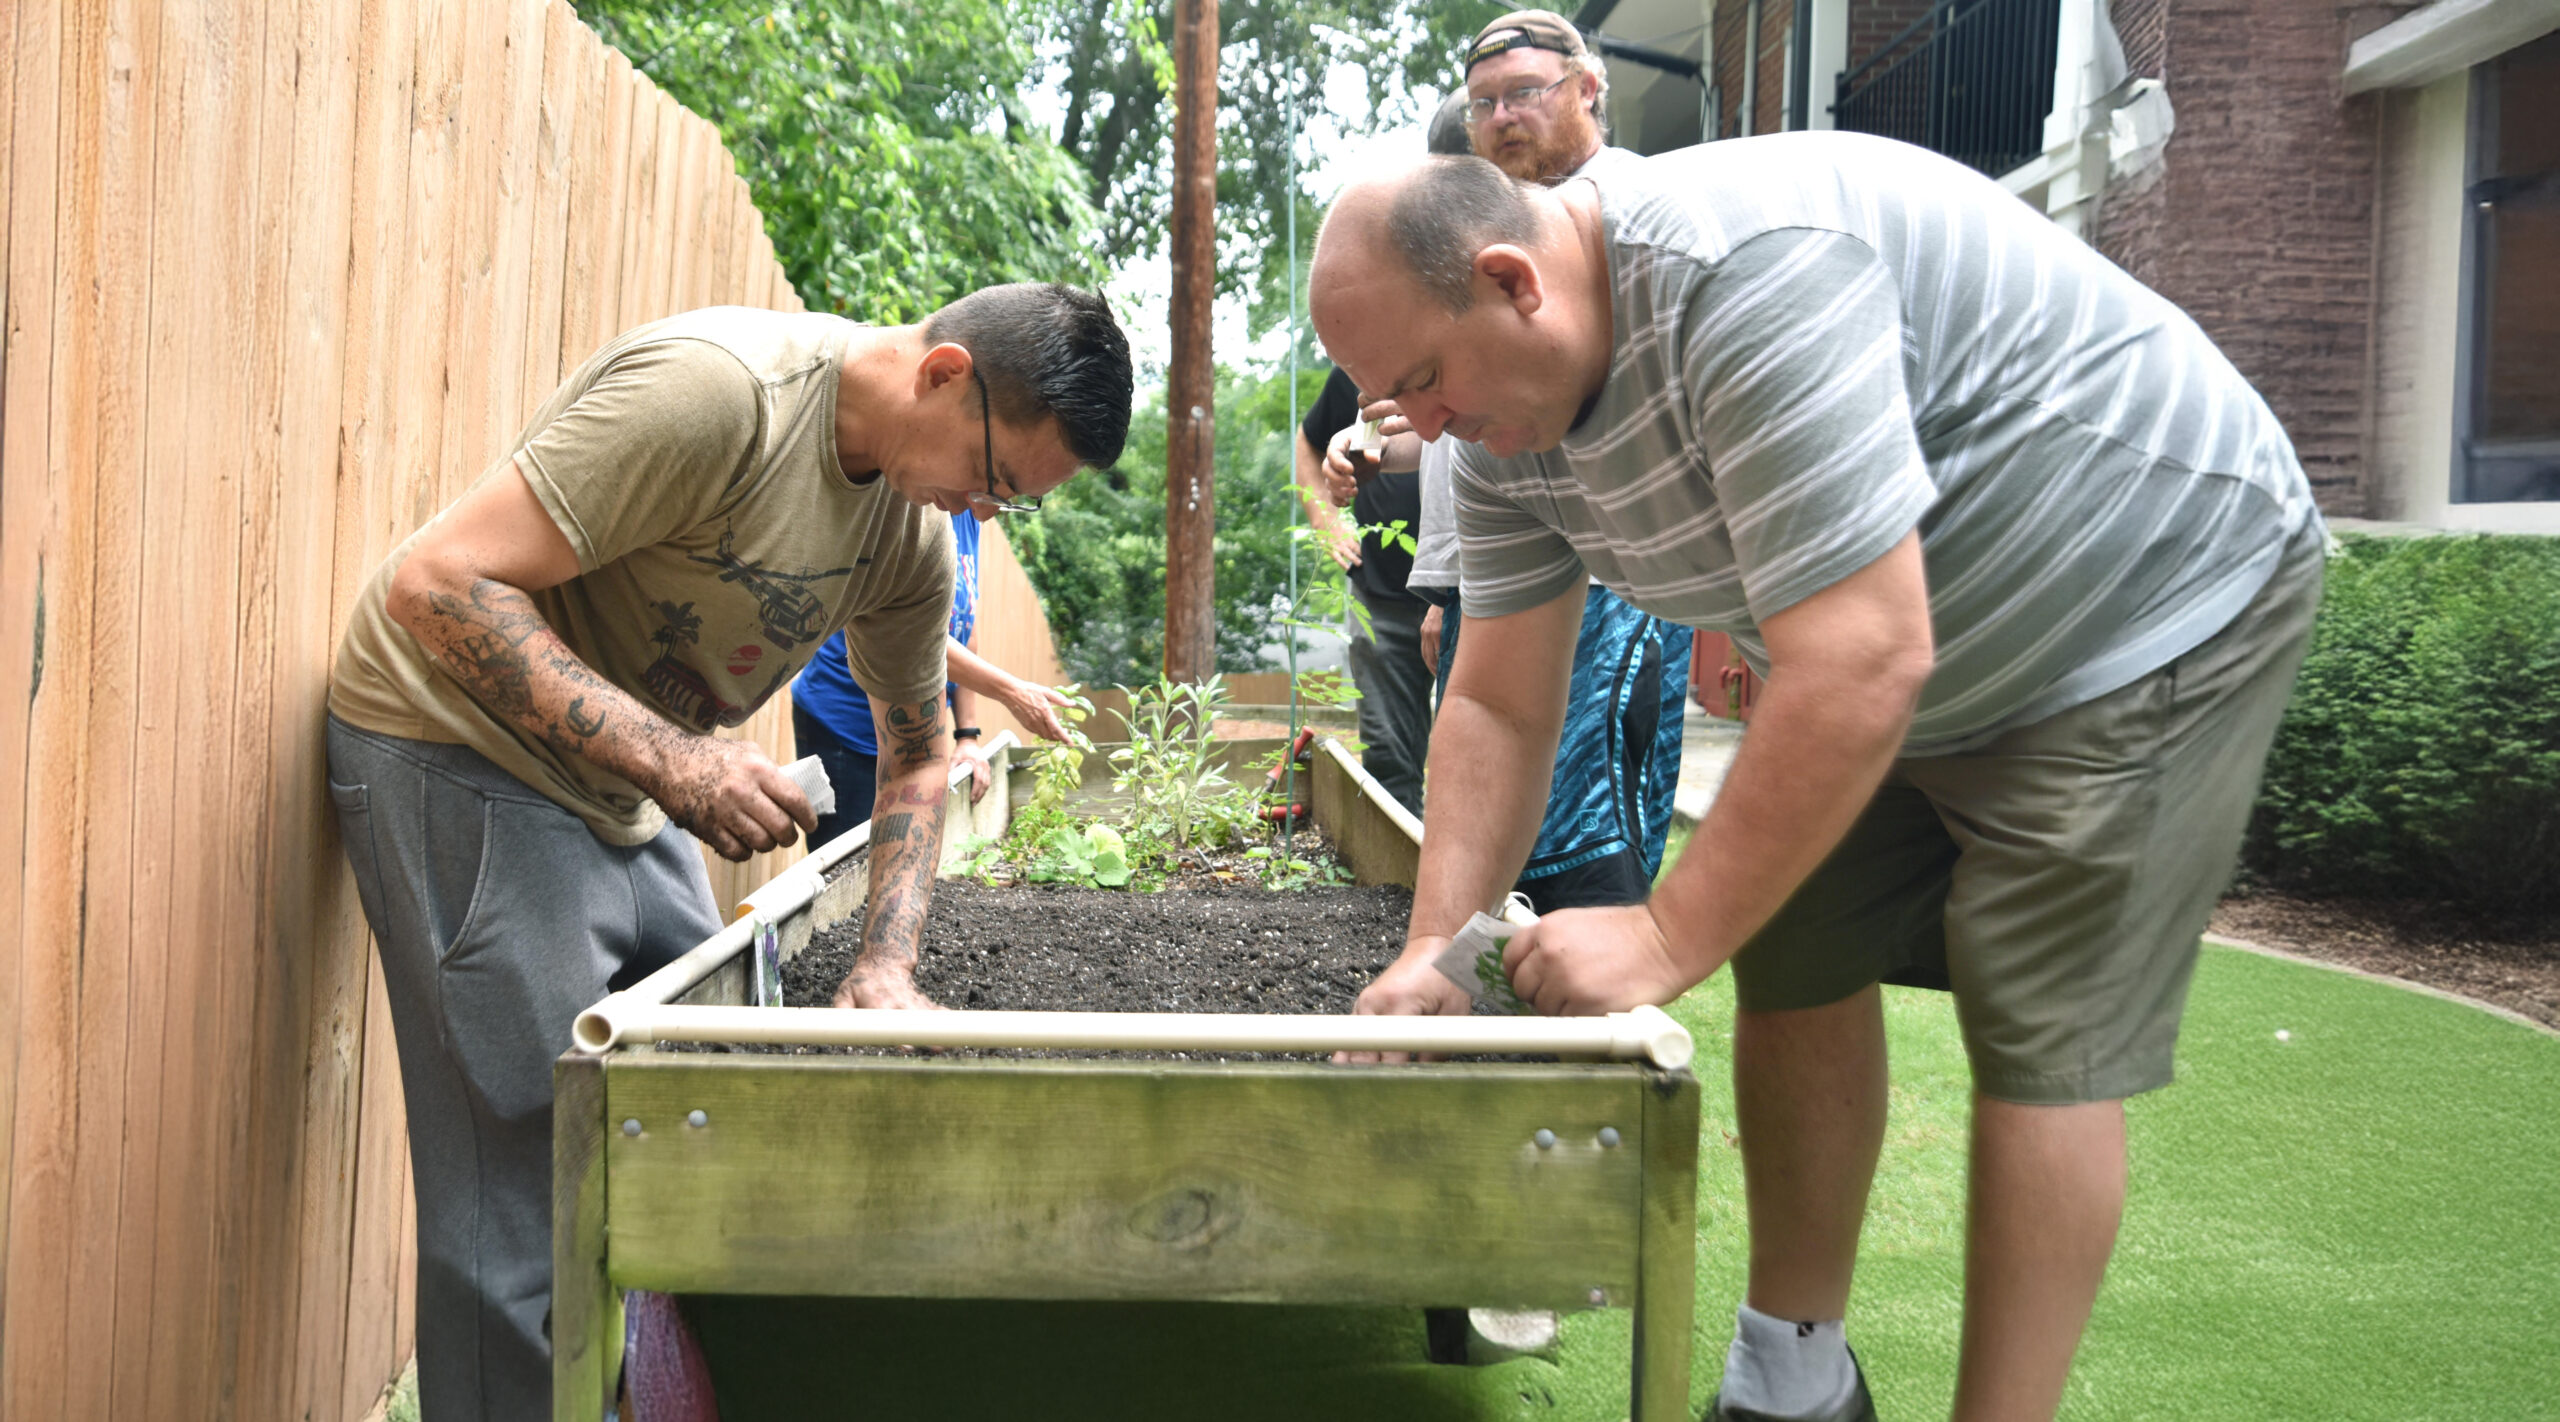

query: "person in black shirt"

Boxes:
[1295, 365, 1433, 812]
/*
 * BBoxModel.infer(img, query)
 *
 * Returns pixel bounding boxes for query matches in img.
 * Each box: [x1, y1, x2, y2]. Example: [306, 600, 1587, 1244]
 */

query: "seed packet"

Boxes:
[1430, 911, 1534, 1015]
[783, 753, 836, 820]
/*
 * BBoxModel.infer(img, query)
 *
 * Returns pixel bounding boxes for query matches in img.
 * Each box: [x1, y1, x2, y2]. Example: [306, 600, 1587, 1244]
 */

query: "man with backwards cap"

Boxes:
[1309, 15, 2324, 1420]
[1324, 16, 1690, 914]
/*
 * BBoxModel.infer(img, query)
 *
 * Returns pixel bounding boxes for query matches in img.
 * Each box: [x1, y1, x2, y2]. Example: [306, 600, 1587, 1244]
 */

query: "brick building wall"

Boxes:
[2091, 1, 2417, 514]
[1710, 0, 1802, 138]
[1846, 0, 1935, 70]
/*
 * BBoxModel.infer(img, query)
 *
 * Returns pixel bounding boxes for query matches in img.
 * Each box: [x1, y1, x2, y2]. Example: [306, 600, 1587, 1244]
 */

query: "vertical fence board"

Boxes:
[98, 0, 188, 1407]
[725, 180, 758, 307]
[433, 0, 504, 509]
[338, 956, 408, 1422]
[615, 72, 661, 332]
[234, 0, 363, 1410]
[698, 156, 735, 314]
[519, 0, 580, 410]
[66, 0, 155, 1411]
[394, 0, 460, 536]
[208, 1, 304, 1403]
[558, 35, 627, 373]
[640, 93, 683, 321]
[327, 0, 413, 648]
[475, 0, 544, 450]
[1, 0, 85, 1409]
[0, 0, 34, 1349]
[302, 0, 415, 1401]
[675, 113, 715, 311]
[141, 0, 266, 1406]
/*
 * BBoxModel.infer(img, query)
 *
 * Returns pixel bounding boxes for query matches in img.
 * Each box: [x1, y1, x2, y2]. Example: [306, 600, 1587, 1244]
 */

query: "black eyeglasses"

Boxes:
[1464, 74, 1571, 125]
[968, 372, 1040, 515]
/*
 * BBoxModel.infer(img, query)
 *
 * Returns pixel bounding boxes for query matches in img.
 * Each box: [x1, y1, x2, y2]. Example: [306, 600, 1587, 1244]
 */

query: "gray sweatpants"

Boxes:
[326, 717, 720, 1421]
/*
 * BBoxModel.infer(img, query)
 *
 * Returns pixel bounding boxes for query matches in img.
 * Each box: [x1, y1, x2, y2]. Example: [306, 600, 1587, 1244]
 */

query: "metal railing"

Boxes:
[1832, 0, 2061, 177]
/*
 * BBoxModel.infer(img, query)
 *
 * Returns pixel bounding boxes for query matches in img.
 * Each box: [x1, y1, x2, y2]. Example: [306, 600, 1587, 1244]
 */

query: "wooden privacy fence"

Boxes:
[0, 0, 1059, 1414]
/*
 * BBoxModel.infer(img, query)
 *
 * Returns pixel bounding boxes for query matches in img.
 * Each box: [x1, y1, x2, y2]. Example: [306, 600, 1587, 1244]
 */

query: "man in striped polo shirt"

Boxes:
[1311, 138, 2322, 1421]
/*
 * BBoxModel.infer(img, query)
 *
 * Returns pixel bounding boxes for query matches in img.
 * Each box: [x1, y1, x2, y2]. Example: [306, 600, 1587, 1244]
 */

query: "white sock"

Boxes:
[1718, 1303, 1857, 1419]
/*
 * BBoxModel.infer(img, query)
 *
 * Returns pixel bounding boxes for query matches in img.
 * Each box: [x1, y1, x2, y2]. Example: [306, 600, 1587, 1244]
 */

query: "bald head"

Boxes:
[1314, 156, 1546, 317]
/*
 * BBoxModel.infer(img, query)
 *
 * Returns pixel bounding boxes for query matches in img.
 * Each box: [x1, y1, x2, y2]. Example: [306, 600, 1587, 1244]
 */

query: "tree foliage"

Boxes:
[580, 0, 1111, 320]
[583, 0, 1515, 327]
[1035, 0, 1512, 334]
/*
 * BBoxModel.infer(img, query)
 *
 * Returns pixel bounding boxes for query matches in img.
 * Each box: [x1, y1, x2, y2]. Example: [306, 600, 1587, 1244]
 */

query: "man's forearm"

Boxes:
[854, 695, 950, 982]
[402, 574, 681, 787]
[1648, 667, 1916, 981]
[943, 638, 1004, 705]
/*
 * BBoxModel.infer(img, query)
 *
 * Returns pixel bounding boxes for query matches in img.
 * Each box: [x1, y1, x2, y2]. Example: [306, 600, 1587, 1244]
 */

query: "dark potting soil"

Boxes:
[669, 874, 1456, 1060]
[791, 877, 1409, 1017]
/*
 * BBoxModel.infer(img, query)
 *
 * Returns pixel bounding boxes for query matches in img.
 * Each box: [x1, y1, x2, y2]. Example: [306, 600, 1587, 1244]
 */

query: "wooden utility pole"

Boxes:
[1163, 0, 1219, 681]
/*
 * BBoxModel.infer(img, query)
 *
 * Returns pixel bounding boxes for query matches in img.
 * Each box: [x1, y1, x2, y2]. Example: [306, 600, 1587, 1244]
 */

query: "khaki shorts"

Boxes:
[1729, 528, 2325, 1104]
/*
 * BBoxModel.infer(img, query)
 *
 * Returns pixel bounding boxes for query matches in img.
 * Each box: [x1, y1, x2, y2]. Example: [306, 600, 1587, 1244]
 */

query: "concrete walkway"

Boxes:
[1671, 706, 1745, 831]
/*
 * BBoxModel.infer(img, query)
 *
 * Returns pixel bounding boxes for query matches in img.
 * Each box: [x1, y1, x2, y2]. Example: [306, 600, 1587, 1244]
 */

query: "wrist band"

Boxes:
[952, 726, 982, 741]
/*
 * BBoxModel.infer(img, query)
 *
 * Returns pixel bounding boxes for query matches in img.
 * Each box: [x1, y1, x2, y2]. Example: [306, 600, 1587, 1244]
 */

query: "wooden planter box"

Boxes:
[554, 739, 1702, 1419]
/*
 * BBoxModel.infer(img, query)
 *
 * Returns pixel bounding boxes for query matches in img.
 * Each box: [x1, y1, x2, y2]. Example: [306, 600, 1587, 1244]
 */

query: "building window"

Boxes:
[2457, 31, 2560, 503]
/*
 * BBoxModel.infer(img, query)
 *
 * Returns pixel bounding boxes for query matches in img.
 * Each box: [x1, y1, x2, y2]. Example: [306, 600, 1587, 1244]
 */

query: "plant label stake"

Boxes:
[1431, 905, 1536, 1015]
[749, 913, 782, 1008]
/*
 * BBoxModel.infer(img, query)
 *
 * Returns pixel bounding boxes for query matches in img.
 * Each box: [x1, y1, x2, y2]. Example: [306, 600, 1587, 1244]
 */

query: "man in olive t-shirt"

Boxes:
[325, 283, 1130, 1420]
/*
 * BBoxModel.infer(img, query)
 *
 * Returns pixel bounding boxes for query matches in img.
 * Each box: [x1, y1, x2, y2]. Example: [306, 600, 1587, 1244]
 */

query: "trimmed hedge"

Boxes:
[2245, 532, 2560, 910]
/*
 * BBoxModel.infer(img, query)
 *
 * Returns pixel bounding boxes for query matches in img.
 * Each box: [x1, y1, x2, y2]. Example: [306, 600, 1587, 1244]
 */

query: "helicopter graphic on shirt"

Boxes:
[686, 527, 858, 650]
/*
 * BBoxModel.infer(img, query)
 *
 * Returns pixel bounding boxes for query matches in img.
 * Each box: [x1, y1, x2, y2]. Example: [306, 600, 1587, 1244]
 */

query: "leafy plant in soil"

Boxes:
[1110, 675, 1262, 852]
[966, 677, 1362, 893]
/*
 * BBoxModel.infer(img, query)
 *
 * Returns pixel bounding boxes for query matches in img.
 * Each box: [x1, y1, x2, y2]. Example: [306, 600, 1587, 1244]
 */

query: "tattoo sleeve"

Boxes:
[407, 575, 688, 785]
[854, 696, 950, 980]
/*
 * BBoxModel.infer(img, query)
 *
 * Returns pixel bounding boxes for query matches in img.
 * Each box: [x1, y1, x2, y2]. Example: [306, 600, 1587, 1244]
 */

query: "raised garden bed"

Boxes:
[554, 733, 1703, 1420]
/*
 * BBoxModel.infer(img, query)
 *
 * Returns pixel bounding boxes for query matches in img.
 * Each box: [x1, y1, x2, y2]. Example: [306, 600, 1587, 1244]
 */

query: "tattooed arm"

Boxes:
[387, 467, 813, 861]
[831, 694, 952, 1011]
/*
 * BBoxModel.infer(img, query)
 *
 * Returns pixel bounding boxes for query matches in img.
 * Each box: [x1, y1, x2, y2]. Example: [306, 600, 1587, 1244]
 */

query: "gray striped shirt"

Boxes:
[1456, 132, 2317, 754]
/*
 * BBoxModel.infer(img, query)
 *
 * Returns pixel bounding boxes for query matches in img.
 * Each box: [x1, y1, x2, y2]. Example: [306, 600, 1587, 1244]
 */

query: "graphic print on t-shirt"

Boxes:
[686, 526, 859, 650]
[640, 599, 739, 729]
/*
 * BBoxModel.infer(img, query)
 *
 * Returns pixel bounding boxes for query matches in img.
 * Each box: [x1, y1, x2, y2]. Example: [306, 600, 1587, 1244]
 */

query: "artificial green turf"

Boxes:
[683, 946, 2560, 1420]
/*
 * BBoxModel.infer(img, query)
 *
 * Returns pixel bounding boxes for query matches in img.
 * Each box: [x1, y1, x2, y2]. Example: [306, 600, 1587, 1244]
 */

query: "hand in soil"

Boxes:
[1337, 947, 1475, 1064]
[650, 736, 812, 862]
[1503, 903, 1694, 1015]
[830, 963, 948, 1012]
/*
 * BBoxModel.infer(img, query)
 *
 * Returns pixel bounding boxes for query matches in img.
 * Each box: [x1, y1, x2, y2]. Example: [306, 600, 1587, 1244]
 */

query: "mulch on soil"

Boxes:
[2211, 887, 2560, 1029]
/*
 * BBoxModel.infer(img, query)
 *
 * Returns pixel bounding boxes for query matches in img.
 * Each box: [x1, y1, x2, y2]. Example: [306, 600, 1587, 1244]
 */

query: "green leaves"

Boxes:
[2248, 533, 2560, 910]
[1110, 675, 1259, 852]
[1024, 821, 1133, 888]
[1011, 365, 1333, 687]
[581, 0, 1108, 320]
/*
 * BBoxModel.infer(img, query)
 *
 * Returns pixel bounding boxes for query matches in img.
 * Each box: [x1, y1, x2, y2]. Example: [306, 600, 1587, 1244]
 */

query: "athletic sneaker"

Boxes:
[1703, 1350, 1879, 1422]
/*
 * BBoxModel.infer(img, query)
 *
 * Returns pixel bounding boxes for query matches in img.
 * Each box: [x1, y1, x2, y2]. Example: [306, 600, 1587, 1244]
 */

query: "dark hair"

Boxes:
[1386, 156, 1543, 312]
[922, 282, 1133, 467]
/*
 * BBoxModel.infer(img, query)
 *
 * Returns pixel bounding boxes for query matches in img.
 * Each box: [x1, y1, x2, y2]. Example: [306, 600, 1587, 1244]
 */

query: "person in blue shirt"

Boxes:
[792, 511, 1068, 845]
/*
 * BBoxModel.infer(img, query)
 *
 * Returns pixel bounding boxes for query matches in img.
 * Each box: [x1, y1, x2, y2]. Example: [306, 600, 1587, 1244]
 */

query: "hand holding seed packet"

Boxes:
[1429, 906, 1536, 1015]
